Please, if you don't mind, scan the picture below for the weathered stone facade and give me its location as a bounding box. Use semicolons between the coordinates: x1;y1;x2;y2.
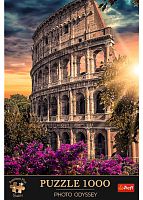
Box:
30;0;138;160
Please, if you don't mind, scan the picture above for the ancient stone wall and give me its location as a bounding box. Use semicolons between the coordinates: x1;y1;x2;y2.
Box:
30;0;138;160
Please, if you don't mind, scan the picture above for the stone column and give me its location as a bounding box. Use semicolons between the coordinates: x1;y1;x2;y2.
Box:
74;55;77;77
70;54;74;80
90;54;95;74
136;129;139;160
69;89;74;121
70;129;74;145
87;129;91;160
77;58;80;76
106;128;112;158
90;90;94;118
105;44;110;64
57;133;61;149
57;94;61;121
85;87;90;120
71;21;75;45
86;49;91;77
136;142;139;162
58;59;62;84
73;91;76;117
59;28;62;50
48;65;51;85
35;101;38;116
90;131;95;159
131;142;136;162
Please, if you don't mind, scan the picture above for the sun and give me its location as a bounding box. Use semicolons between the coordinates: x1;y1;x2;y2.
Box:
133;65;140;76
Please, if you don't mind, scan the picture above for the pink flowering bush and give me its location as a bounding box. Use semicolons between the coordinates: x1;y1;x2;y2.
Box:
5;142;57;175
5;141;139;175
55;142;87;175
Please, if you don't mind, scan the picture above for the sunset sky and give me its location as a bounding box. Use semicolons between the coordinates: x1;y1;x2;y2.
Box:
5;0;139;98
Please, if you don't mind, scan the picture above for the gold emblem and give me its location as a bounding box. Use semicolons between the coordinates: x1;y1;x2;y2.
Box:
10;182;25;194
9;178;26;196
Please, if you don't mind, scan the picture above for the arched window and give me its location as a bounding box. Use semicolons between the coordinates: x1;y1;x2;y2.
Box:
37;100;41;117
77;56;86;75
94;92;104;113
76;93;85;114
45;36;48;45
50;97;57;116
43;67;49;84
96;133;105;156
50;63;58;83
38;70;42;84
62;95;69;115
64;24;69;34
51;132;57;151
62;59;70;79
95;50;104;71
62;132;70;144
76;132;86;143
42;98;48;117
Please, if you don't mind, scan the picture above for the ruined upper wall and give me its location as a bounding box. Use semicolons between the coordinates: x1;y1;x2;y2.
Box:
32;0;107;64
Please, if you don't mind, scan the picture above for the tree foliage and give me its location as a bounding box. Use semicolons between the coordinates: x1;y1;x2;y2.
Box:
99;0;139;11
98;57;139;156
108;92;139;156
5;94;47;155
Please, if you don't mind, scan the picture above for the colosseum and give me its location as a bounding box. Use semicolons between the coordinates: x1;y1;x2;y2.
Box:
30;0;138;160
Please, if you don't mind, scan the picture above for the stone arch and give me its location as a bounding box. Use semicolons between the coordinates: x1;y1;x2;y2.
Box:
61;95;69;115
62;59;70;79
95;133;106;156
50;96;57;116
76;132;86;143
62;132;70;144
38;70;42;84
76;93;85;114
94;48;105;71
50;63;58;83
77;55;86;75
42;98;48;117
51;132;57;151
94;91;105;114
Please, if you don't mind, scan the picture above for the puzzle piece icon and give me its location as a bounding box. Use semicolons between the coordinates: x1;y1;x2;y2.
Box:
10;182;25;194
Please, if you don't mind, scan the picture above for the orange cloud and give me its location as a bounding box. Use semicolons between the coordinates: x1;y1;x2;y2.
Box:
114;33;139;64
5;33;138;98
5;70;32;98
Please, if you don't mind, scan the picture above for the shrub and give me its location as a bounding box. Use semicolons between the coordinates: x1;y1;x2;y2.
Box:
5;141;139;175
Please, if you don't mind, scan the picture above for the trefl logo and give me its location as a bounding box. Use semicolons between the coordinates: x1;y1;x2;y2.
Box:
118;184;135;192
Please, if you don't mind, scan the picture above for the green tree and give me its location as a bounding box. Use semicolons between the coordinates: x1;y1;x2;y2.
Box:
108;91;139;156
98;57;139;156
5;94;48;155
